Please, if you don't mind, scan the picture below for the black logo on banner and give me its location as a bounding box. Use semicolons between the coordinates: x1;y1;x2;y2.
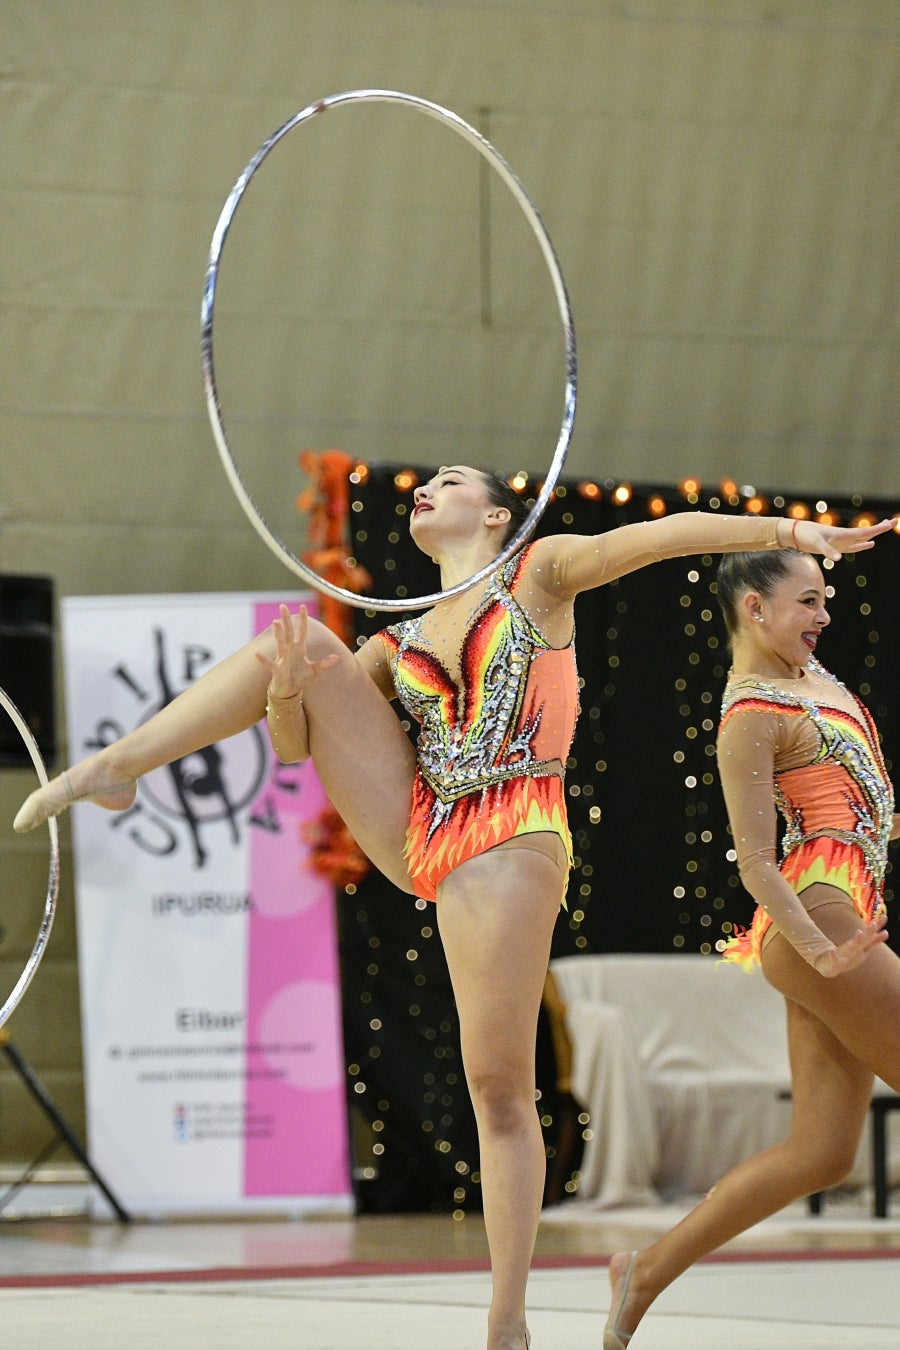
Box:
83;626;300;868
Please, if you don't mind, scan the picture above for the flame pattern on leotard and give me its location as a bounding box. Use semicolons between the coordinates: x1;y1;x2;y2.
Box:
379;546;578;902
721;660;893;968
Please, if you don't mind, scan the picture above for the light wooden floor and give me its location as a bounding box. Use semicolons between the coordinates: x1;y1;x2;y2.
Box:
0;1183;898;1347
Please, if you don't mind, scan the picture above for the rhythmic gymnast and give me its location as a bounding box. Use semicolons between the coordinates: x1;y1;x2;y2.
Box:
603;545;900;1350
15;468;894;1350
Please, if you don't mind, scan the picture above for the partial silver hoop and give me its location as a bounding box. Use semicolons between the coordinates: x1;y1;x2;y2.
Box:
0;689;60;1029
201;88;576;612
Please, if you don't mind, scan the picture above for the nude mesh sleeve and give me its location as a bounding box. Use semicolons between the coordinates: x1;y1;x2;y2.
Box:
716;707;835;966
265;692;310;764
603;512;782;572
526;514;791;608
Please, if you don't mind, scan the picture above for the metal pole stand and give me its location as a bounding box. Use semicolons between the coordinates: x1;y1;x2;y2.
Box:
0;1029;130;1222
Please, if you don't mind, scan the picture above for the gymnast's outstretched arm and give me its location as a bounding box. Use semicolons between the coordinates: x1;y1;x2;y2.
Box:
531;513;894;600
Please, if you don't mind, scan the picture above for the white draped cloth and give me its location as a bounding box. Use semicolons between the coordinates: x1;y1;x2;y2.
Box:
559;998;659;1209
549;954;899;1207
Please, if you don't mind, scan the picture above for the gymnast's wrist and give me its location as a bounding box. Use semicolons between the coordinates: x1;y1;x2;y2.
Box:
265;687;303;719
810;947;839;976
805;938;837;974
774;517;802;551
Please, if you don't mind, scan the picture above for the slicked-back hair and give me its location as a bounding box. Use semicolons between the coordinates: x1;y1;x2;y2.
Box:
716;549;798;638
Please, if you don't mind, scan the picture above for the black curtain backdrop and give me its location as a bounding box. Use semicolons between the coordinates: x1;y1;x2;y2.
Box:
335;465;899;1214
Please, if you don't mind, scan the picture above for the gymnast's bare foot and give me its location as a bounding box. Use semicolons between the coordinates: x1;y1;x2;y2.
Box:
14;759;137;833
604;1250;652;1348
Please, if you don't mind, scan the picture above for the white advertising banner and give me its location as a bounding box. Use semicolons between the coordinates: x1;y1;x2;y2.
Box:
62;593;353;1217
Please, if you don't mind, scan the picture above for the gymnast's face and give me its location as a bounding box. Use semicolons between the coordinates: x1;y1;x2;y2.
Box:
742;554;831;672
410;466;508;548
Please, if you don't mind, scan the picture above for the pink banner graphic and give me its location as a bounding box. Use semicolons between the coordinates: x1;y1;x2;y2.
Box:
244;602;351;1197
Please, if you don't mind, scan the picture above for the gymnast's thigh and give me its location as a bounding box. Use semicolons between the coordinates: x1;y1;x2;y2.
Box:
761;888;900;1089
301;641;417;892
435;844;566;1068
485;829;570;878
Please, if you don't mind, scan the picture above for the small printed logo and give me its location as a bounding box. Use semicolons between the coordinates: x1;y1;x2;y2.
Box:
173;1103;189;1144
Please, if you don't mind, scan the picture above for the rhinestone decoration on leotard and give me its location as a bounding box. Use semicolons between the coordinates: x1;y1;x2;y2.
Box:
378;545;579;898
723;659;893;892
720;659;894;966
384;546;577;827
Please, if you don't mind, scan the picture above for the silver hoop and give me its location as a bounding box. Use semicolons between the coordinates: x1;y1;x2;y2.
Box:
201;89;576;612
0;689;60;1029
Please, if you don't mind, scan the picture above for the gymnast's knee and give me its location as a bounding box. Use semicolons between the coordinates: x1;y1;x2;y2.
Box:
800;1137;859;1193
256;612;350;664
304;616;350;660
466;1065;534;1135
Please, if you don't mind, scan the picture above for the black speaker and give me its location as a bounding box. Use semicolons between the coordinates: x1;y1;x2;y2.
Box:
0;575;56;768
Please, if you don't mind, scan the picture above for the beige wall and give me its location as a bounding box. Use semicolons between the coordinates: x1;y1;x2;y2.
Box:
0;2;897;1163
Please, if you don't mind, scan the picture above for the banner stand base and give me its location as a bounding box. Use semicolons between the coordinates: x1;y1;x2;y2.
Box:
0;1031;130;1223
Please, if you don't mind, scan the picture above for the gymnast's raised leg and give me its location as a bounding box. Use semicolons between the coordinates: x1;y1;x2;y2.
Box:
15;613;417;893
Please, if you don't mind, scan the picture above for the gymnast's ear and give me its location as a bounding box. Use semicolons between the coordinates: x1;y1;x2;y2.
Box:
738;589;765;627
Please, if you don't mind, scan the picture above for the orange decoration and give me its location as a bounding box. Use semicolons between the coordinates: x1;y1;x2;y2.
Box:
295;449;375;888
296;449;373;648
303;806;372;888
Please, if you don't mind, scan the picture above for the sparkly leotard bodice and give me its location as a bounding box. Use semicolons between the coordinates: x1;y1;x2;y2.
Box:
719;659;893;967
378;544;578;900
385;547;578;798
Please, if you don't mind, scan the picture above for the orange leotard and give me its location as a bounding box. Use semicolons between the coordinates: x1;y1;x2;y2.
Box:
718;661;893;969
378;545;578;902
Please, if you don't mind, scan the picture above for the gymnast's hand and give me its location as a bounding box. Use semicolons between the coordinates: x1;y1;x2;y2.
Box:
256;604;339;698
812;910;889;978
790;517;896;562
